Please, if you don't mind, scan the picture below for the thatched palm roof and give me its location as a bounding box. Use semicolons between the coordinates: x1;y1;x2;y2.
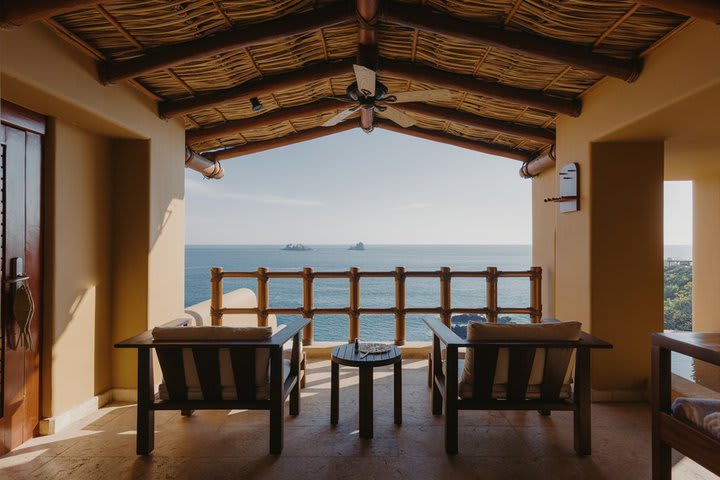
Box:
4;0;698;162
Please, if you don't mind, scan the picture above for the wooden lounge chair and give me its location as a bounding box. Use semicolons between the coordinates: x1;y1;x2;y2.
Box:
114;317;310;455
425;318;612;454
652;332;720;479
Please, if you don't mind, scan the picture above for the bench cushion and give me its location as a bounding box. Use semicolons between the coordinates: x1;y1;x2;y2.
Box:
458;321;581;400
672;398;720;439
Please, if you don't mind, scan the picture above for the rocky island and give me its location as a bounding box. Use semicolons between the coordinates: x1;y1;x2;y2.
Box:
282;243;312;251
349;242;365;251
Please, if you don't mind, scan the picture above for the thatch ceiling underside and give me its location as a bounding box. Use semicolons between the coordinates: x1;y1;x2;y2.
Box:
45;0;689;160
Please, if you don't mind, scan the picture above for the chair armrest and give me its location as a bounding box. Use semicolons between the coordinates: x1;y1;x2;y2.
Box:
423;318;467;347
270;318;311;347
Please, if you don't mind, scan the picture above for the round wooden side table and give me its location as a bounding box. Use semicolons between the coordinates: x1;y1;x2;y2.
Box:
330;343;402;439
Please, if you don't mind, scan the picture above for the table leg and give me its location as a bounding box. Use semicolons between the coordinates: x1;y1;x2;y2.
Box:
394;360;402;425
331;361;339;425
359;366;373;439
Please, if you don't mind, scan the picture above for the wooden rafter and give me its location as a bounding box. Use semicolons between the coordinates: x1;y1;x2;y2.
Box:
397;103;555;143
0;0;101;28
382;60;581;117
381;3;644;82
186;99;347;144
357;0;380;132
100;4;353;84
635;0;720;23
376;120;532;161
160;60;354;119
207;122;357;160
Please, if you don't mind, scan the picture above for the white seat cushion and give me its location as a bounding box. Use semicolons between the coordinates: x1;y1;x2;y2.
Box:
458;320;581;400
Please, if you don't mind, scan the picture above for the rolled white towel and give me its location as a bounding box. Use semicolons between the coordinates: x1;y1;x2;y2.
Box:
672;397;720;429
703;412;720;440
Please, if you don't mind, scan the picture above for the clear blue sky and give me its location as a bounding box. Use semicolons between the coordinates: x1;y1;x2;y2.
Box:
185;129;693;246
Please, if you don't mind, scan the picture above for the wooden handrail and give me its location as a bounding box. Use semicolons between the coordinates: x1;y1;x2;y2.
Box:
209;266;542;345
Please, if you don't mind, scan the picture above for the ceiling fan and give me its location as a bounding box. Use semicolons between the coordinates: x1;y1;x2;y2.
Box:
322;65;454;132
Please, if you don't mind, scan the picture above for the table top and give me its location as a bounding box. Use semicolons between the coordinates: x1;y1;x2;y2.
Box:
331;343;402;367
652;332;720;367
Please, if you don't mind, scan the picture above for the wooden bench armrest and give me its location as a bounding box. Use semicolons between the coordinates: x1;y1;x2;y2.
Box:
423;318;467;347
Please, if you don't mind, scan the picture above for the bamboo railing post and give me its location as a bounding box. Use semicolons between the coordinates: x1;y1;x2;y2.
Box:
395;266;406;346
257;267;269;327
440;266;452;327
210;267;224;326
486;266;498;323
348;267;360;342
302;267;314;345
530;266;542;323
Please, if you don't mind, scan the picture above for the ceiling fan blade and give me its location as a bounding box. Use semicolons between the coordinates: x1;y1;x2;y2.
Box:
379;106;416;128
386;89;454;103
322;107;358;127
353;64;376;97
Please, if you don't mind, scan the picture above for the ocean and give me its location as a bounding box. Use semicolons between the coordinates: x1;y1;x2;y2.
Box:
185;244;692;342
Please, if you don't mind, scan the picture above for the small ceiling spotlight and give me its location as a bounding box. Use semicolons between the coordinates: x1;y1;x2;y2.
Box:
250;97;263;112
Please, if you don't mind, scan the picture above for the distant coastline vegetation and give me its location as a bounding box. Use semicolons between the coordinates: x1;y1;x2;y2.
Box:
664;264;692;331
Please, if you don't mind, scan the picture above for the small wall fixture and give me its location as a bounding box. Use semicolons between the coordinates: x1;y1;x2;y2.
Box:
250;97;263;112
544;163;579;213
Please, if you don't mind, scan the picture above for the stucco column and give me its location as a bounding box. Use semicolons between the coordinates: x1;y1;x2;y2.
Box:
692;178;720;333
588;142;664;396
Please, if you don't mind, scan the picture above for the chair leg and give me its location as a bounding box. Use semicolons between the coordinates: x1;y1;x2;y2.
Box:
445;346;459;454
427;352;432;388
331;361;339;425
573;347;591;456
290;375;300;416
136;349;155;455
270;350;284;454
300;352;307;389
432;339;442;416
538;410;551;417
181;409;194;417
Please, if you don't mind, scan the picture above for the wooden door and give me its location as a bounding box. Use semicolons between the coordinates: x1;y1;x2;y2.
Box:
0;101;44;454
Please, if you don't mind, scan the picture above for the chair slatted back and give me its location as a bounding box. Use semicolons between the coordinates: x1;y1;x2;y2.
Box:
157;348;188;401
156;346;259;402
468;345;575;402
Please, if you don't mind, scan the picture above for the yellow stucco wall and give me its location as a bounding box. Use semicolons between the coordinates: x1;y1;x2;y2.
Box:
534;21;720;394
1;23;186;417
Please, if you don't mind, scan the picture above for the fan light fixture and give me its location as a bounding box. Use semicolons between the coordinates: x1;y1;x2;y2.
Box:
250;97;263;112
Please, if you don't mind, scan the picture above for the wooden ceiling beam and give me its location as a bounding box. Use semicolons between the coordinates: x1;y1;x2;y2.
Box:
160;59;354;119
382;60;581;117
375;120;532;161
635;0;720;23
381;3;643;82
396;103;555;143
206;122;357;160
186;98;347;144
357;0;380;132
0;0;101;28
100;4;353;84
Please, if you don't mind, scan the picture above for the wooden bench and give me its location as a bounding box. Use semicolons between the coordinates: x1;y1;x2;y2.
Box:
652;332;720;479
114;317;309;455
425;318;612;454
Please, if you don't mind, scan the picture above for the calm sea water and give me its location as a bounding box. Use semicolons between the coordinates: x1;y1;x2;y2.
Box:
185;245;533;341
185;244;692;342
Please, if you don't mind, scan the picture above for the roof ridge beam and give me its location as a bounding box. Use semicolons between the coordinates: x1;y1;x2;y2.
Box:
375;120;532;161
207;122;357;160
396;103;555;143
186;98;348;145
160;59;354;119
0;0;101;28
100;3;353;84
634;0;720;23
381;3;643;82
381;60;581;117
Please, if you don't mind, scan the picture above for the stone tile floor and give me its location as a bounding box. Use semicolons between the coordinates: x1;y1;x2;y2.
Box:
1;359;717;479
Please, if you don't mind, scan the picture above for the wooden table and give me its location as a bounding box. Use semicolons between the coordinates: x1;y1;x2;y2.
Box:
330;343;402;439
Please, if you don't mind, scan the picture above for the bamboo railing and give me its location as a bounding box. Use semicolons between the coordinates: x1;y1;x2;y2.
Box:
210;266;542;346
